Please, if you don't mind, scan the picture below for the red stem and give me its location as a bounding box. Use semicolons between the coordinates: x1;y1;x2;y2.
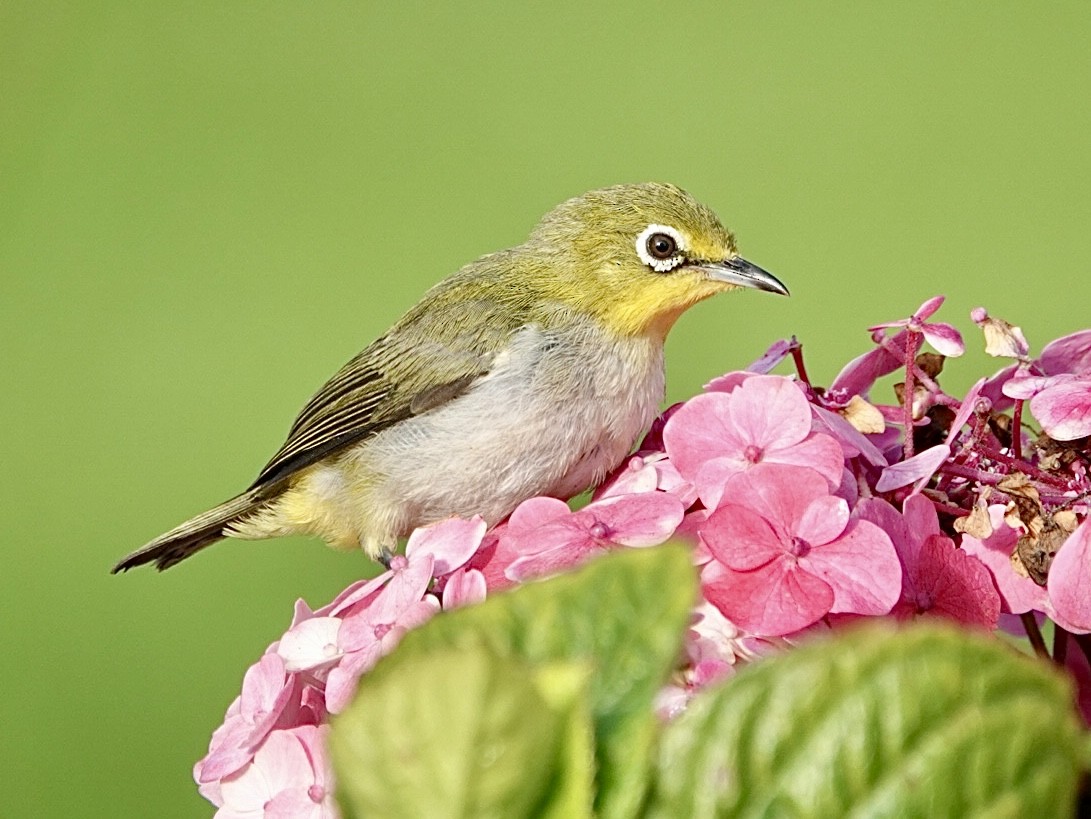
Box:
1012;399;1024;462
1053;625;1069;666
902;331;920;460
789;338;812;388
1021;613;1049;659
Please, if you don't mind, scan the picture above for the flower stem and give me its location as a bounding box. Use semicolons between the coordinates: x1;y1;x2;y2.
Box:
1053;624;1069;666
789;337;812;388
974;443;1070;490
1012;399;1024;463
1021;612;1049;659
902;331;920;460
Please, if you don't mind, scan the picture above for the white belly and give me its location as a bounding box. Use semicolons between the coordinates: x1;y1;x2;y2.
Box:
310;322;666;549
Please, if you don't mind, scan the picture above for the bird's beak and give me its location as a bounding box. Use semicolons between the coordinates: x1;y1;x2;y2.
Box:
698;256;789;296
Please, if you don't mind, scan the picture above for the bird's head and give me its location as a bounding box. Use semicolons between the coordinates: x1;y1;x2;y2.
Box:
527;182;788;339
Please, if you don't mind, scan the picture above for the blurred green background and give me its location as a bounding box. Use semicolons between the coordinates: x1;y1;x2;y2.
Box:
2;3;1089;816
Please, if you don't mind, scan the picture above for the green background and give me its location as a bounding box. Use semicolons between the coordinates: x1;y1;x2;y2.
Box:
2;3;1089;816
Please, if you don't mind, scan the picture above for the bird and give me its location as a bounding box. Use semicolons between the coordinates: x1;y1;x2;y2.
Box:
112;182;788;573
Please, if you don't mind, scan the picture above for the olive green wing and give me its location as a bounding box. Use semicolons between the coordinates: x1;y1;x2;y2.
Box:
251;289;529;488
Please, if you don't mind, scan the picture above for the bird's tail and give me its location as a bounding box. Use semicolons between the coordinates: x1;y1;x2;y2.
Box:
112;489;270;573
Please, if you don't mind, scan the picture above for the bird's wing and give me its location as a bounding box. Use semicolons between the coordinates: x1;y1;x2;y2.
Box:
250;288;529;488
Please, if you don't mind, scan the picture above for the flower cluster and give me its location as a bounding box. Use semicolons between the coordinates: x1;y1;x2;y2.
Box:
195;297;1091;816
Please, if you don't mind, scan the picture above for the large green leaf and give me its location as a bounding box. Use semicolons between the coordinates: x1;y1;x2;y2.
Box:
648;622;1085;818
336;545;697;818
330;644;593;818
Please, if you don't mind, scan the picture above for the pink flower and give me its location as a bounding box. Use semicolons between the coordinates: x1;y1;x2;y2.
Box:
1005;372;1091;441
595;451;697;507
323;557;439;713
856;496;999;628
828;329;908;400
744;338;795;374
663;374;843;510
875;444;951;492
196;653;303;784
404;515;486;576
699;465;900;637
216;725;336;819
868;295;965;358
1039;329;1091;376
503;493;685;582
441;568;487;609
1030;377;1091;441
1048;520;1091;634
959;506;1051;615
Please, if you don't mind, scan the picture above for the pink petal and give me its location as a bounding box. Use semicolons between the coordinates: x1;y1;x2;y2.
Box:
960;507;1046;615
442;568;487;609
979;363;1019;411
239;653;289;719
795;495;850;547
1030;380;1091;441
746;339;794;374
921;323;964;357
701;503;786;572
653;456;699;506
197;717;256;784
762;432;844;489
505;539;604;582
663;392;743;480
371;554;435;620
507;496;571;532
809;404;887;467
1003;374;1060;400
324;644;384;713
503;516;591;559
728;376;813;451
584;492;685;547
1047;521;1091;634
801;519;901;615
704;371;754;393
220;730;312;812
829;331;908;398
326;573;391;618
595;455;659;499
875;444;950;492
404;516;487;575
703;559;835;637
1039;329;1091;376
695;456;749;510
914;295;946;321
737;464;831;539
853;497;911;557
266;790;324;819
944;378;986;447
277;617;343;673
902;492;941;541
907;535;1000;628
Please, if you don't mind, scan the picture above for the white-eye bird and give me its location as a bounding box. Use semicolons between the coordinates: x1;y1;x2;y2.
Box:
113;183;787;572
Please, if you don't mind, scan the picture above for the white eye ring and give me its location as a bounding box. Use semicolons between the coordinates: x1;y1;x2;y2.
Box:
636;224;686;272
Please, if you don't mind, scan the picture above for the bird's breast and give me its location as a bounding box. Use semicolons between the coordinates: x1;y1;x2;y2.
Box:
347;321;667;536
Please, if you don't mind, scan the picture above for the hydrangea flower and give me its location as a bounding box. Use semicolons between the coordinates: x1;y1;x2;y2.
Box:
698;464;900;636
189;297;1091;814
663;374;843;509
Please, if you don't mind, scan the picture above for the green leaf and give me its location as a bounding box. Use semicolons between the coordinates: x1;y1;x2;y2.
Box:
330;644;592;819
648;622;1085;819
341;545;697;818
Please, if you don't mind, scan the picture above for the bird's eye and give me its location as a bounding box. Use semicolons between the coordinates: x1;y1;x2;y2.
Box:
647;233;677;260
635;224;686;273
